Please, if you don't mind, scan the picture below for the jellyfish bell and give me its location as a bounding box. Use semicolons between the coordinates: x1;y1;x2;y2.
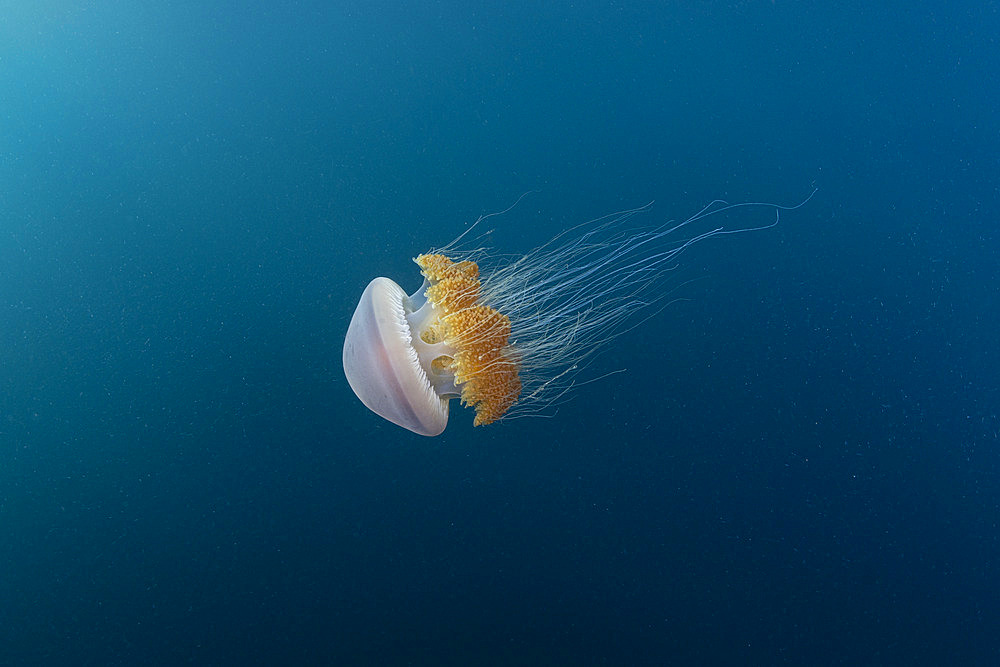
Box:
342;276;453;436
343;192;814;436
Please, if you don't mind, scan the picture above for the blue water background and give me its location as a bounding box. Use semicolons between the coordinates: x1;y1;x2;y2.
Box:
1;1;998;664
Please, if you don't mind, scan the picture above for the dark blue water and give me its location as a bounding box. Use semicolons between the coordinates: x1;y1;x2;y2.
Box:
2;2;997;664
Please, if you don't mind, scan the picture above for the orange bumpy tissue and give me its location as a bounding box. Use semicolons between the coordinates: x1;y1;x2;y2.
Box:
415;254;521;425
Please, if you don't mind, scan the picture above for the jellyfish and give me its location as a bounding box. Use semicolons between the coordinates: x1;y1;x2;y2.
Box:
343;193;812;436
